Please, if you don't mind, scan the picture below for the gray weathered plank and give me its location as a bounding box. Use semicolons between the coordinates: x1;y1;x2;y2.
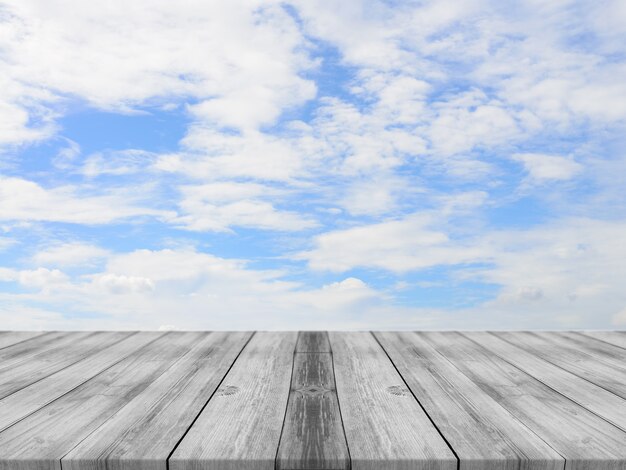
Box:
295;331;331;353
63;331;252;470
0;332;161;431
578;331;626;349
0;332;46;350
421;332;626;470
464;332;626;431
539;332;626;369
375;331;563;470
276;332;349;470
0;332;130;399
496;331;626;399
170;332;298;470
329;332;456;470
0;332;202;470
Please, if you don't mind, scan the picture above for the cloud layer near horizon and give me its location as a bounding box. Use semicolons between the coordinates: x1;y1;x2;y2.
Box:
1;0;625;329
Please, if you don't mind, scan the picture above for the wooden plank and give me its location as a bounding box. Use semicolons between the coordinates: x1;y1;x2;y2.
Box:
63;332;252;470
329;332;456;470
170;332;298;470
579;331;626;349
0;332;130;399
276;332;349;470
0;332;46;350
295;331;331;353
421;332;626;470
0;332;161;431
374;331;563;470
464;332;626;432
0;332;202;470
496;331;626;399
538;332;626;369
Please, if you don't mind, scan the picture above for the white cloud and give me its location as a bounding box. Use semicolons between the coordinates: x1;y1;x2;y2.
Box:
0;248;388;329
94;274;155;295
513;153;582;181
612;308;626;326
298;213;486;273
0;267;68;290
32;242;109;267
0;176;171;224
173;183;317;232
0;0;315;146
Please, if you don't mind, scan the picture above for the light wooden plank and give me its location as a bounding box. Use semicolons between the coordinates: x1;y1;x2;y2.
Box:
63;331;252;470
578;331;626;349
0;332;161;431
421;332;626;470
0;332;130;399
496;331;626;399
276;332;349;470
170;332;298;470
329;332;456;470
0;332;46;350
465;332;626;431
539;331;626;369
375;331;563;470
0;332;202;470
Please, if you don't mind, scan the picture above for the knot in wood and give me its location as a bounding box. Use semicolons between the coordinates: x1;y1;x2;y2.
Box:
216;385;239;396
387;385;410;397
296;385;330;397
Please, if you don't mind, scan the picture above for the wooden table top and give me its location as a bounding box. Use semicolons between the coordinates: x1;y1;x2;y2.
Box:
0;331;624;470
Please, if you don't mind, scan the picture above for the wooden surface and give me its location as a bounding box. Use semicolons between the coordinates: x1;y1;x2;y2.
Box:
0;331;623;470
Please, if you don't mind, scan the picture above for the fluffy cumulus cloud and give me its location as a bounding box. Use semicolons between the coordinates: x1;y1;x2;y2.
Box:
0;0;625;329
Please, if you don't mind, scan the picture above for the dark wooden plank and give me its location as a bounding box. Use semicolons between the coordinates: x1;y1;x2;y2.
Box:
0;332;204;470
496;331;626;399
276;332;349;470
295;331;331;353
422;332;626;470
63;332;252;470
0;332;131;399
0;332;46;350
579;331;626;349
0;332;161;431
375;331;563;470
329;332;456;470
170;332;298;470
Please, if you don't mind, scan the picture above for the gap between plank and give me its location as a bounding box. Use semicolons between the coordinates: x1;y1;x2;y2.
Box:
274;332;299;470
0;331;138;404
164;331;257;470
0;332;166;434
328;331;352;470
0;331;51;352
469;332;626;433
370;331;461;470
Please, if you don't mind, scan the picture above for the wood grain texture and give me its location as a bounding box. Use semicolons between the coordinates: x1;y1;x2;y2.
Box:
329;332;456;470
579;331;626;349
0;332;203;470
63;332;252;470
374;331;563;470
295;331;331;353
464;332;626;431
540;331;626;369
495;331;626;399
169;332;298;470
0;332;46;350
0;332;130;399
0;332;161;432
422;332;626;470
276;332;349;470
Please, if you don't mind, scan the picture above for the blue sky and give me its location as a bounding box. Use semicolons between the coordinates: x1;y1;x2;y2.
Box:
1;0;625;329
